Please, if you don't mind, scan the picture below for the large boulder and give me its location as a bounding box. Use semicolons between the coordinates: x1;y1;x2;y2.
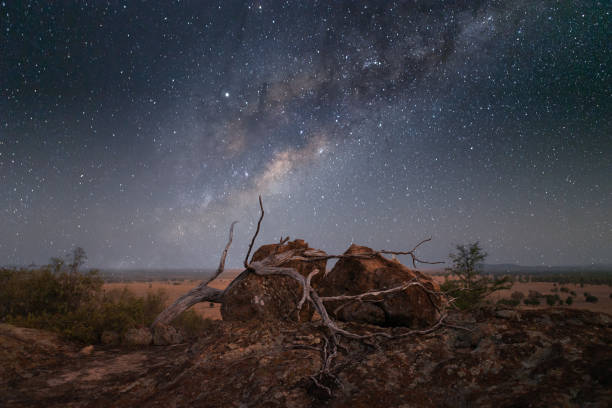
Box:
221;239;327;322
317;244;442;328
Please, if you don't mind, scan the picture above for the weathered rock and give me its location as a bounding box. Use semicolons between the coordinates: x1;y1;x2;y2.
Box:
123;328;152;346
79;345;94;355
101;331;120;346
152;323;183;345
221;239;327;322
1;309;612;407
317;243;442;328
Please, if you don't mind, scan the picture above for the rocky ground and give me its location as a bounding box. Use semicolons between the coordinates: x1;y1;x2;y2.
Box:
1;307;611;408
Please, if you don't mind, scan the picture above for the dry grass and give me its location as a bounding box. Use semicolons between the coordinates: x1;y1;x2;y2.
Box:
103;273;238;320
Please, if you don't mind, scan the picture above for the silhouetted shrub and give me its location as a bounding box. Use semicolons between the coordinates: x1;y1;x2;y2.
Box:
441;242;511;310
566;296;573;305
497;298;520;307
0;249;206;344
545;294;560;306
510;291;525;302
172;309;215;338
585;294;598;303
524;298;541;306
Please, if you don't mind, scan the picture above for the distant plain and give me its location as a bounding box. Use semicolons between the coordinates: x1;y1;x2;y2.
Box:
103;270;612;319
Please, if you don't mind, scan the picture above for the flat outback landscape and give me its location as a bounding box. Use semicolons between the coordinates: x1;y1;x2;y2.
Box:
2;0;610;406
104;273;612;319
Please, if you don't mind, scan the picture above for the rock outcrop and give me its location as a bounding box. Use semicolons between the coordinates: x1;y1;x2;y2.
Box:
221;239;327;322
317;243;442;328
2;309;611;407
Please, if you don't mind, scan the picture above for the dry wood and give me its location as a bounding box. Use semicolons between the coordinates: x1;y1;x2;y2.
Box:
152;221;236;327
152;196;454;395
243;195;264;268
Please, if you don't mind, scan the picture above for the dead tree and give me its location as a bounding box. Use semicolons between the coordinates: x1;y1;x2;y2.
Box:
153;196;450;394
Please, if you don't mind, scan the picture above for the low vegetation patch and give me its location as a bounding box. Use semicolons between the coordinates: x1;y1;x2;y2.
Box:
441;242;512;310
0;248;211;344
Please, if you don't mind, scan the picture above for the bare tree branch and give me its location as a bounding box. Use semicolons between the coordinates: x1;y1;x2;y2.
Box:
319;279;442;303
152;221;237;327
152;195;454;395
244;195;264;268
214;221;237;279
285;242;443;268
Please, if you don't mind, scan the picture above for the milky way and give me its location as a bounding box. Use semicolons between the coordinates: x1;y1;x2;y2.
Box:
1;1;610;268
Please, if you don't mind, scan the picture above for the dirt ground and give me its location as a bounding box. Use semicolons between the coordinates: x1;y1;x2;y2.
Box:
490;281;612;314
105;273;612;319
430;276;612;314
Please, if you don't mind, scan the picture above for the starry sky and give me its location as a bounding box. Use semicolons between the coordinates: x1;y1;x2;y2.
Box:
1;1;610;269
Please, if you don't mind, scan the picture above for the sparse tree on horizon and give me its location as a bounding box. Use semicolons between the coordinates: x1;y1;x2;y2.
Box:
442;242;512;310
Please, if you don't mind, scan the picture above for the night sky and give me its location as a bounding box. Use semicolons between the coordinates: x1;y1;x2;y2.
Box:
1;1;610;269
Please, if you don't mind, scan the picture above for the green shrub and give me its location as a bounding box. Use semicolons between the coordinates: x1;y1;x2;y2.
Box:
441;242;512;310
0;248;186;344
565;296;573;305
545;294;561;306
585;294;598;303
560;287;570;293
0;266;102;318
510;291;525;302
172;309;215;338
524;298;541;306
496;298;520;307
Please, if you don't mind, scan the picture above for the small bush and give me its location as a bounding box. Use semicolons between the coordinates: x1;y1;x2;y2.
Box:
585;294;598;303
570;291;577;296
497;298;520;307
565;296;573;305
545;294;560;306
172;309;215;338
510;291;525;301
524;298;541;306
559;287;570;293
442;242;512;310
0;249;186;344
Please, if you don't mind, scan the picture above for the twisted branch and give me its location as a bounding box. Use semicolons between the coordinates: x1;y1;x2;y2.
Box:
153;195;454;395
